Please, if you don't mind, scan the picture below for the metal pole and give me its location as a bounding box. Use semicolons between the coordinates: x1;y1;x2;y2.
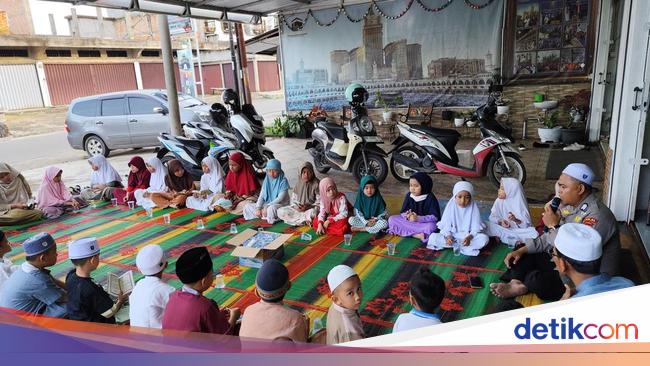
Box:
231;24;245;103
235;23;252;105
192;19;205;98
227;22;239;97
158;15;182;136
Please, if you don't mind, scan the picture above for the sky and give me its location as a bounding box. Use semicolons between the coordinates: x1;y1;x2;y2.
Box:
29;0;107;35
281;0;504;74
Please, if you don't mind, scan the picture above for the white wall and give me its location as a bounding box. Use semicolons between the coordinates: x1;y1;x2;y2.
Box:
29;0;104;35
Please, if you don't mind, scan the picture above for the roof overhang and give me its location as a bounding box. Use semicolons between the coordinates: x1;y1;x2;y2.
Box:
245;27;279;55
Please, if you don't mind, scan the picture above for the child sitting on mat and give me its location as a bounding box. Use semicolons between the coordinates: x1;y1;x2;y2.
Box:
387;172;441;242
149;159;195;209
79;155;122;202
314;178;351;236
212;152;260;215
427;181;489;256
277;162;320;226
486;177;538;245
66;237;126;323
186;156;224;212
393;267;445;333
243;159;290;224
110;156;151;205
36;166;87;219
326;265;364;344
349;175;388;234
134;157;169;210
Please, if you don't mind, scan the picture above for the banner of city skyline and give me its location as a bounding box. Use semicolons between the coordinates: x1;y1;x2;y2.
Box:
280;0;503;111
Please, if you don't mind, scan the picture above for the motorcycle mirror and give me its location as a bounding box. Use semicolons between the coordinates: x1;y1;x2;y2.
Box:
153;107;168;115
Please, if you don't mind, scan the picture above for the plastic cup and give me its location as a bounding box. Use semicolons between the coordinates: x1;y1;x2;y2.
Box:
111;198;118;207
230;223;238;234
128;201;135;210
386;242;396;256
505;235;517;249
196;219;205;230
344;233;352;246
90;200;97;209
145;207;153;218
300;232;312;241
163;214;171;224
214;274;225;289
453;242;461;256
258;227;264;234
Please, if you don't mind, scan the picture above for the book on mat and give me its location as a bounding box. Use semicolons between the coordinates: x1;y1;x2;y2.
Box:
107;270;135;296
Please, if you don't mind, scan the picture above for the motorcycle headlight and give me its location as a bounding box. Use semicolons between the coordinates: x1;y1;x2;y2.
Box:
359;116;373;133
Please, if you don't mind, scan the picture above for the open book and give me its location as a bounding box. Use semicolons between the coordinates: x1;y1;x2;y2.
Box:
107;270;135;297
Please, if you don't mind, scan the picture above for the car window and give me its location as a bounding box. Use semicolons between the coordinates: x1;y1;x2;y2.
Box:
153;92;205;108
71;100;97;117
101;98;125;117
128;97;161;115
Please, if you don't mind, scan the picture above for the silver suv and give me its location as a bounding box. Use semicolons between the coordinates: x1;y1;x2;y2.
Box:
66;90;211;157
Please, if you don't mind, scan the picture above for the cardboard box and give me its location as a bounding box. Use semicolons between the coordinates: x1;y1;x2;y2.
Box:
227;229;291;269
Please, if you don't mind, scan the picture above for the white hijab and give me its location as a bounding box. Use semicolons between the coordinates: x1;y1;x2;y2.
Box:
88;155;121;186
490;177;532;227
200;156;224;194
146;157;168;192
438;181;483;235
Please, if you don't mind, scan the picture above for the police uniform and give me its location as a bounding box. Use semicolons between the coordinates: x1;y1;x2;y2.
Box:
501;163;621;301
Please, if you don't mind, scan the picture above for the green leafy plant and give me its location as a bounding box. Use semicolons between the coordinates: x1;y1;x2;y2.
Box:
375;91;403;111
540;111;559;128
271;112;310;137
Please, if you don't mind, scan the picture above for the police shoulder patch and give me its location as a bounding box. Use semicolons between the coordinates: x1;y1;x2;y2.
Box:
583;216;598;227
580;203;589;212
574;216;583;222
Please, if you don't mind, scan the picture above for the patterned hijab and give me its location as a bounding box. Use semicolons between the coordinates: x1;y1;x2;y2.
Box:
37;166;71;209
0;162;32;208
293;162;319;205
164;159;194;192
354;175;386;219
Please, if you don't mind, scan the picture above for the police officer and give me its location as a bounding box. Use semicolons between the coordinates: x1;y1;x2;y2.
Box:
490;163;621;301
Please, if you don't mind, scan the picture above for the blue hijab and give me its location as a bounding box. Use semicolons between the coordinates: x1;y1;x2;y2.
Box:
400;172;441;219
260;159;289;203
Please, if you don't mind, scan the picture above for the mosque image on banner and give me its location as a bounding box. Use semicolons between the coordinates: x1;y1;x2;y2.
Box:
280;0;504;111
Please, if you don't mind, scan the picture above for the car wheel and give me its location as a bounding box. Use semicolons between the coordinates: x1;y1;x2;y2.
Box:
85;135;110;157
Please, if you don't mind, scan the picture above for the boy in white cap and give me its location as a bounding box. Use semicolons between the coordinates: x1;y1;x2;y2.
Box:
66;237;126;323
0;232;67;317
129;244;175;329
326;264;364;344
551;223;633;299
491;163;620;301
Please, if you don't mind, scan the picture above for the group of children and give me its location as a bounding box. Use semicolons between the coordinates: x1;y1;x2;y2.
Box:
0;153;546;343
0;228;448;343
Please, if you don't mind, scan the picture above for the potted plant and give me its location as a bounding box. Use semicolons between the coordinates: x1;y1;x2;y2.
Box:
464;110;478;127
375;92;403;124
454;111;465;127
558;90;590;144
272;112;311;138
537;111;562;143
496;96;510;115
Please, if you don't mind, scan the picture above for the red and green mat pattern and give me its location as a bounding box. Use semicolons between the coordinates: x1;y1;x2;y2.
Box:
2;202;514;337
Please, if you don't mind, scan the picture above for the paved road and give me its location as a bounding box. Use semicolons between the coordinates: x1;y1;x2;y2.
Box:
0;132;86;172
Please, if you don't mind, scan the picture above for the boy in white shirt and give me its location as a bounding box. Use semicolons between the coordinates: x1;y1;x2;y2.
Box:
129;244;175;328
393;267;446;333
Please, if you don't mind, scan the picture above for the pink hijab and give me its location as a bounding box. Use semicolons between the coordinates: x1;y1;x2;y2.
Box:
37;166;71;209
319;177;344;212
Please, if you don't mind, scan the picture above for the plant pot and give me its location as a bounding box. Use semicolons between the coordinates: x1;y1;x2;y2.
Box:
572;113;584;123
382;111;394;123
560;128;585;145
454;118;465;127
466;120;478;127
537;127;562;143
533;93;545;102
497;105;510;115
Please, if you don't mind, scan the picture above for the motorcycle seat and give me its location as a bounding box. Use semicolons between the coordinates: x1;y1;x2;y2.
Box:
319;121;349;142
410;124;461;138
174;135;209;152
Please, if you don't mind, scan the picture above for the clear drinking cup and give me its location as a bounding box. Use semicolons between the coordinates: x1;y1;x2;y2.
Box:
344;233;352;246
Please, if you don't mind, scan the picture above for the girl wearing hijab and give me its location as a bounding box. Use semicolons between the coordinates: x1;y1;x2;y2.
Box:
212;152;260;215
134;157;169;210
0;162;43;225
314;177;351;236
427;181;489;256
243;159;290;224
36;166;87;219
277;162;320;226
80;155;123;201
388;172;441;242
186;156;224;212
110;156;151;205
486;177;538;245
349;175;388;234
149;159;195;209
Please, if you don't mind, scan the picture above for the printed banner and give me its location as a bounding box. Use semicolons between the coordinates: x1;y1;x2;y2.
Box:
177;39;197;97
167;16;193;36
279;0;503;111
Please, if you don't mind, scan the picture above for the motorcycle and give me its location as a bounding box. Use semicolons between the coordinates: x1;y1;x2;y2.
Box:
221;90;275;172
389;84;526;187
305;84;389;184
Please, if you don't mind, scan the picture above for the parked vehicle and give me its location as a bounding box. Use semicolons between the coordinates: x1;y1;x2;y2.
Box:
66;90;211;157
389;84;526;187
305;84;388;184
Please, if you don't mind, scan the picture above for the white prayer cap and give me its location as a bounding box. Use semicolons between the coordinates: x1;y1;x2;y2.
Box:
327;265;358;292
136;244;166;276
68;237;100;260
554;223;602;262
453;181;474;196
562;163;594;186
